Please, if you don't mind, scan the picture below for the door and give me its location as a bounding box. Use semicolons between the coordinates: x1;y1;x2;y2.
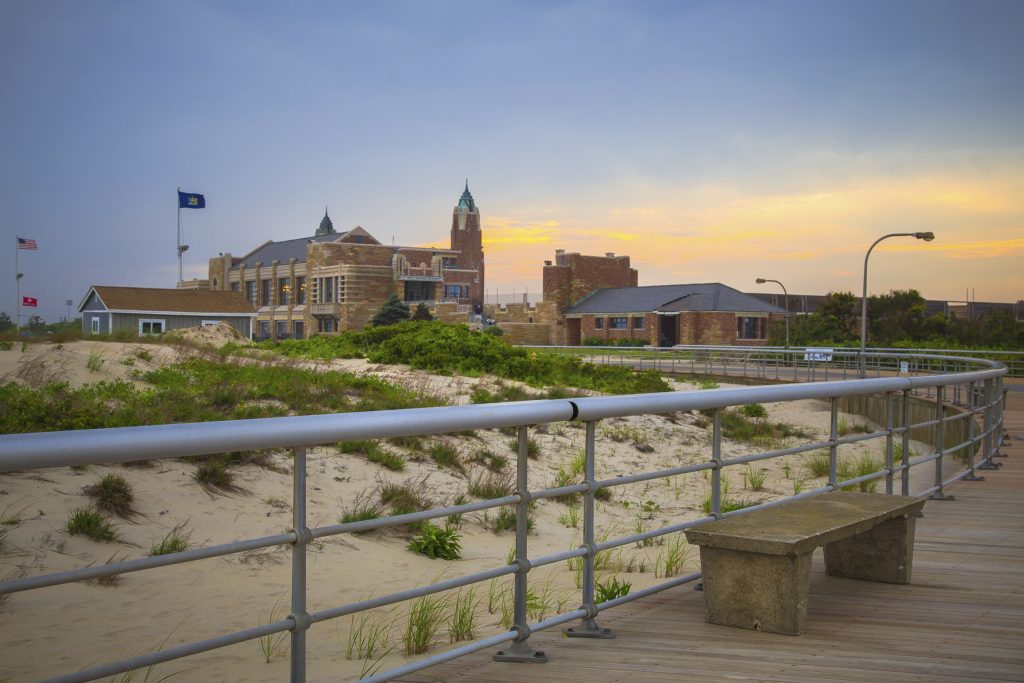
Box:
658;315;677;347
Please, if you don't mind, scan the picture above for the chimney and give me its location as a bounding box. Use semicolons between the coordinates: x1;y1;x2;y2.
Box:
605;252;615;258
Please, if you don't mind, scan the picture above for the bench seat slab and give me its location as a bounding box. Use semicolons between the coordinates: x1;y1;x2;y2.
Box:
699;546;812;636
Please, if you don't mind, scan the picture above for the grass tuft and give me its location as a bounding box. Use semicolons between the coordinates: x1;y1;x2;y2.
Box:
150;523;192;556
403;592;448;655
65;507;119;542
83;473;135;518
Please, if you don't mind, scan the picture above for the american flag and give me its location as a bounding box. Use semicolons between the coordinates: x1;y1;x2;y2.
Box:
17;237;38;250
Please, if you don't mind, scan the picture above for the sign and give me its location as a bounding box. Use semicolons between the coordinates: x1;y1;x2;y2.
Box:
900;361;909;373
804;347;833;362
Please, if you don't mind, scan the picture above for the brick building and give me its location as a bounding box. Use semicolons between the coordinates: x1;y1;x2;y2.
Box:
207;184;485;339
563;283;785;346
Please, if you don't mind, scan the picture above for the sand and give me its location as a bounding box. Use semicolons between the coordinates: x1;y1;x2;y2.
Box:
0;335;923;682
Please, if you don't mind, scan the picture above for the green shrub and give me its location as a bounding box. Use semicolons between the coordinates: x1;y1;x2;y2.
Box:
740;403;768;418
595;576;631;602
83;473;134;517
64;508;119;542
339;440;405;471
742;465;767;491
407;522;462;560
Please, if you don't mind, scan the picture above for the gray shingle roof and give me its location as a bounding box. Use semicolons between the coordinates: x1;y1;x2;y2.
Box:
231;233;340;270
566;283;784;315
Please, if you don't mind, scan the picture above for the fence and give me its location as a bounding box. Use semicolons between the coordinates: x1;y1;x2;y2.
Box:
0;352;1008;683
528;343;1024;378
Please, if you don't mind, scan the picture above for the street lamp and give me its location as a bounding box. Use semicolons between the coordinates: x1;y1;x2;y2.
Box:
755;278;789;348
859;231;935;377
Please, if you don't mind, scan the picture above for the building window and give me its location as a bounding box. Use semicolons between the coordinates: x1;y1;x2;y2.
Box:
260;279;273;306
632;317;644;330
318;277;336;303
442;257;457;269
278;277;291;305
319;318;336;333
230;281;240;292
610;317;628;329
91;317;100;334
296;276;306;304
276;320;288;338
139;319;165;335
293;321;304;338
259;320;270;338
245;280;256;305
445;284;464;299
594;317;604;330
737;316;767;340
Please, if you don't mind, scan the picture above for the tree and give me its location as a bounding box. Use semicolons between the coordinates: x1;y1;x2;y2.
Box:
26;315;46;333
411;302;434;322
0;311;11;333
372;295;411;326
867;289;926;345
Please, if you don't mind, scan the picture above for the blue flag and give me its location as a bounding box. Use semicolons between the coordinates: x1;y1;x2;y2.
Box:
178;191;206;209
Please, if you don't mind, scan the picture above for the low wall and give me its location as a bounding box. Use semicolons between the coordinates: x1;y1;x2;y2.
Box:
497;323;552;345
839;393;975;458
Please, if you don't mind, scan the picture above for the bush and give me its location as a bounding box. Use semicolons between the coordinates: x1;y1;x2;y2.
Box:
740;403;768;419
372;295;411;327
407;522;462;560
429;442;464;473
65;508;119;542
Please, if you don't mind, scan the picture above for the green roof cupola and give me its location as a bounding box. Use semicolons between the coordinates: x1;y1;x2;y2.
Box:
457;180;476;212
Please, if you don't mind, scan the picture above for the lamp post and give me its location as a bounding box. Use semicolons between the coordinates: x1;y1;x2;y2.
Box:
757;278;786;348
859;231;935;377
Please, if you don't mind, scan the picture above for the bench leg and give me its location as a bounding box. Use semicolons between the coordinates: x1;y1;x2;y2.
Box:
824;514;917;584
698;546;812;636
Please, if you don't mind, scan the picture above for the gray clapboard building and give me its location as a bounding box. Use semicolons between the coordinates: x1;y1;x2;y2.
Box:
79;286;255;337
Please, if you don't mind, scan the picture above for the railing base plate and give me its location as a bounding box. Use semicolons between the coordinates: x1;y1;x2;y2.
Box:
493;640;548;663
565;618;615;639
962;472;985;481
929;491;956;501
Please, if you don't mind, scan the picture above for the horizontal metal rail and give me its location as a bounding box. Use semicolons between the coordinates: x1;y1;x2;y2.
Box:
0;350;1007;683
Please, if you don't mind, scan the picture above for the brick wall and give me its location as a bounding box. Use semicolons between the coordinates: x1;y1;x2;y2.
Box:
542;251;637;313
497;323;551;345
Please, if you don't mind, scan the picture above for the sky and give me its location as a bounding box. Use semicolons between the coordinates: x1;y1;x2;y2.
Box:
2;0;1023;324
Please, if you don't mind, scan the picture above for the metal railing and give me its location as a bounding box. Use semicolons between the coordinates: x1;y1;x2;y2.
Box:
0;352;1008;683
525;343;1024;378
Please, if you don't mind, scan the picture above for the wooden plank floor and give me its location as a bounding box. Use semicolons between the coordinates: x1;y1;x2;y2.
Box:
397;394;1024;683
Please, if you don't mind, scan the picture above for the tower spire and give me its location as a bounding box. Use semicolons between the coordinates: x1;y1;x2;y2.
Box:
316;206;336;236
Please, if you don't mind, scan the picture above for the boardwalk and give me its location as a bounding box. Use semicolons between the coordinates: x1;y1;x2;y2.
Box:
398;392;1024;683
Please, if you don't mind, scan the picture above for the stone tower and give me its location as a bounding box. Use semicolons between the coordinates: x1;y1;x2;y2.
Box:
450;181;485;312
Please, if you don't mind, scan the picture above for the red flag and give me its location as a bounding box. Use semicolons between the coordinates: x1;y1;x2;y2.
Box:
22;296;38;307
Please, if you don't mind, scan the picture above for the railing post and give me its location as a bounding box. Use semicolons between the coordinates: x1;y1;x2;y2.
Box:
885;392;895;495
828;398;838;490
901;389;911;496
712;409;722;516
495;426;549;661
993;383;1009;459
565;420;614;639
290;447;309;682
963;381;984;481
978;378;1001;470
929;386;955;500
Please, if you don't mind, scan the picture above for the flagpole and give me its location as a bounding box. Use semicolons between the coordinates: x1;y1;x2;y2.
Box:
177;186;182;285
15;236;20;335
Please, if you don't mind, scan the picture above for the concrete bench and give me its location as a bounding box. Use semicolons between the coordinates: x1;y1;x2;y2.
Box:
683;491;926;635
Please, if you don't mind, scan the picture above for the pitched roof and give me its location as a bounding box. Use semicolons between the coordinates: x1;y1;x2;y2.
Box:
84;286;255;314
566;283;784;315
